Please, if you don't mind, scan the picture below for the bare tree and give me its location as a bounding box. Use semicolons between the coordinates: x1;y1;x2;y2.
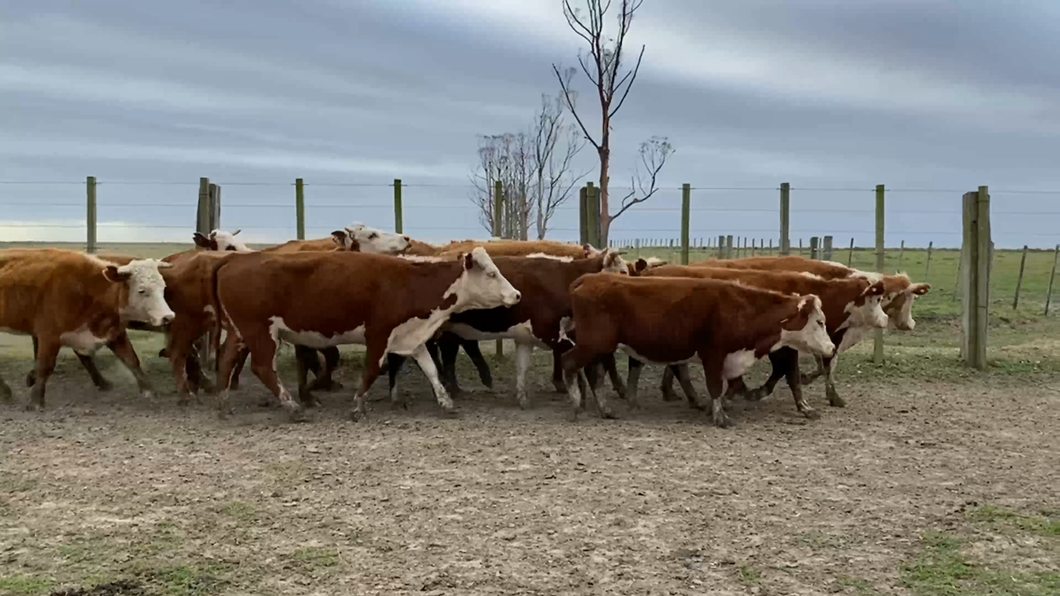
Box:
531;81;589;239
468;133;534;239
612;136;674;219
553;0;670;245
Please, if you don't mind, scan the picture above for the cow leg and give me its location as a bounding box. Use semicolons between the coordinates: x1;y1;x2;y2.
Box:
823;355;845;407
0;374;12;403
27;335;114;391
351;339;389;422
246;333;305;422
659;366;680;401
699;355;731;428
293;345;322;408
514;342;534;409
411;344;456;415
674;364;703;410
215;333;248;418
743;350;789;401
599;352;627;400
230;349;248;391
780;351;818;419
462;339;493;389
307;347;343;392
551;349;566;393
560;344;607;421
27;338;60;411
436;334;464;398
167;324;201;406
800;355;827;385
386;353;406;406
107;331;155;398
625;356;644;408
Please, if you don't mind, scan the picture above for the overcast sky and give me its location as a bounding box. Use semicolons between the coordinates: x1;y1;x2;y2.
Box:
2;0;1058;248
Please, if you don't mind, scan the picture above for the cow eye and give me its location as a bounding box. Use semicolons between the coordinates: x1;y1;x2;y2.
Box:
138;289;147;295
369;233;378;240
818;320;825;327
487;272;496;278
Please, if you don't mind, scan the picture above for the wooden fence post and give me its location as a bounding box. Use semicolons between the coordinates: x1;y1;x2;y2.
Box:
717;235;725;259
493;180;504;357
196;177;211;239
634;238;641;258
960;187;991;369
751;238;757;256
726;235;734;259
586;182;600;248
1013;245;1028;310
209;183;221;230
1046;244;1059;316
799;238;803;256
897;240;905;272
874;184;886;364
822;236;833;261
925;241;934;281
86;176;97;253
769;238;773;254
393;179;403;234
578;186;588;245
295;178;306;240
680;183;691;265
779;182;791;255
809;236;819;260
847;238;854;266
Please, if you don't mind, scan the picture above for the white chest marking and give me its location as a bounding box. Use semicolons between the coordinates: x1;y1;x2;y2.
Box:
722;349;759;380
448;320;548;348
60;328;110;355
382;305;457;365
268;317;366;349
836;326;865;355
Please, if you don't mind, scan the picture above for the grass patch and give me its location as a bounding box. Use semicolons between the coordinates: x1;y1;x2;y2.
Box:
133;564;227;596
969;505;1060;539
291;547;339;572
0;575;53;596
217;502;260;524
835;576;882;595
737;564;761;586
902;531;1060;596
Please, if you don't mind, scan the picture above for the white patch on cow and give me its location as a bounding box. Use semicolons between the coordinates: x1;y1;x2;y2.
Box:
643;257;665;266
722;348;761;380
268;317;367;349
778;296;835;356
444;247;521;311
448;320;549;349
345;222;411;255
558;316;574;344
617;343;695;366
849;269;883;282
798;271;824;279
381;306;455;366
107;258;176;327
839;294;888;331
836;326;866;355
526;253;573;262
60;327;109;355
203;305;215;316
400;254;448;263
210;229;251;252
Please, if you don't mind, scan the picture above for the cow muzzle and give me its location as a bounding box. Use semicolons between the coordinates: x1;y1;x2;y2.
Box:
154;312;176;327
504;290;522;306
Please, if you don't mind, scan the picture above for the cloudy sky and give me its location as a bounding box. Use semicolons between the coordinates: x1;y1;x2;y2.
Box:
2;0;1058;248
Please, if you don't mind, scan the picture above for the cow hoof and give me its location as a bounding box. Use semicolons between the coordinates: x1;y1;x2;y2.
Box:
230;380;241;391
802;407;821;420
140;390;154;400
828;392;846;408
552;381;566;394
661;390;680;402
713;412;733;429
24;402;43;412
567;409;580;423
350;409;367;423
288;409;308;423
599;408;618;420
96;380;115;392
25;372;36;388
217;407;234;420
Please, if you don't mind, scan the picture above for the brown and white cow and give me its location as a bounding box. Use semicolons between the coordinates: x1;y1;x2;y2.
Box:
689;255;930;400
211;248;521;422
632;265;887;417
0;249;175;410
560;273;835;427
387;249;630;409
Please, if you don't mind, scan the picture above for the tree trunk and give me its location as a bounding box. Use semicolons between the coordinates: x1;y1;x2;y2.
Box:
535;170;545;239
598;142;612;247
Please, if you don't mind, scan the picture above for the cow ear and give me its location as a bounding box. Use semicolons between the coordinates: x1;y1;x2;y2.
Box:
155;260;173;269
192;232;212;249
102;265;130;283
911;282;931;296
209;230;218;240
331;230;348;247
635;258;648;272
463;252;474;271
231;229;241;236
863;280;885;296
583;244;592;258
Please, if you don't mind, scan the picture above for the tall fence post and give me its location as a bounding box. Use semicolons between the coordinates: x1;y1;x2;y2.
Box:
86;176;97;253
960;187;991;370
809;236;819;260
1013;245;1028;310
873;184;886;364
717;235;725;259
680;183;691;265
726;235;734;259
779;182;790;255
393;179;403;234
493;180;505;357
196;177;211;238
925;241;934;281
847;238;854;266
822;236;833;261
295;178;306;240
1046;244;1059;316
579;186;588;245
208;183;221;230
897;240;906;272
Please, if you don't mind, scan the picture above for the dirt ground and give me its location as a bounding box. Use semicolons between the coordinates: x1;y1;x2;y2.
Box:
1;329;1058;596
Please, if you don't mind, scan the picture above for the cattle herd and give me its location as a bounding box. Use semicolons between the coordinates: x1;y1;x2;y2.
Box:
0;223;931;429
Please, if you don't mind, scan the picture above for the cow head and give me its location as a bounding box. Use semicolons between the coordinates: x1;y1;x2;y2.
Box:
883;277;931;331
102;258;176;327
331;223;411;255
192;229;250;252
848;280;889;329
630;257;667;274
602;249;629;275
448;247;521;310
778;295;835;357
582;244;605;258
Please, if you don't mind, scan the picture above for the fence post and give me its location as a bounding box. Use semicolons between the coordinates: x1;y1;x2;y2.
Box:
1013;245;1028;310
1046;244;1059;316
717;235;724;259
586;182;601;248
578;186;588;245
960;187;991;369
847;238;854;266
751;238;757;257
86;176;97;253
679;183;690;265
493;180;505;357
925;241;934;281
823;236;833;261
295;178;306;240
725;235;734;259
208;183;221;230
897;240;906;272
393;179;403;234
769;238;773;255
196;177;211;237
873;184;886;364
809;236;819;260
779;182;791;255
799;238;803;256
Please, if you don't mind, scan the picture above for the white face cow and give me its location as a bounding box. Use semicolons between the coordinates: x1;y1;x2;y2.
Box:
448;247;522;311
193;229;251;252
846;280;889;330
779;295;836;357
601;248;630;275
885;282;931;331
103;259;176;327
331;223;411;255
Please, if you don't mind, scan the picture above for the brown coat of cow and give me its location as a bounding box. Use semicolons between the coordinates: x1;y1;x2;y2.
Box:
560;273;834;428
632;264;886;417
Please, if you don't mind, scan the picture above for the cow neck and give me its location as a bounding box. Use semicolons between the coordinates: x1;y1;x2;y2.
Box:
726;291;798;359
406;260;466;315
565;254;608;280
80;263;129;336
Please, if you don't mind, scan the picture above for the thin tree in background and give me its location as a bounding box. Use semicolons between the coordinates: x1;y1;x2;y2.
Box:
532;75;588;239
552;0;672;245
